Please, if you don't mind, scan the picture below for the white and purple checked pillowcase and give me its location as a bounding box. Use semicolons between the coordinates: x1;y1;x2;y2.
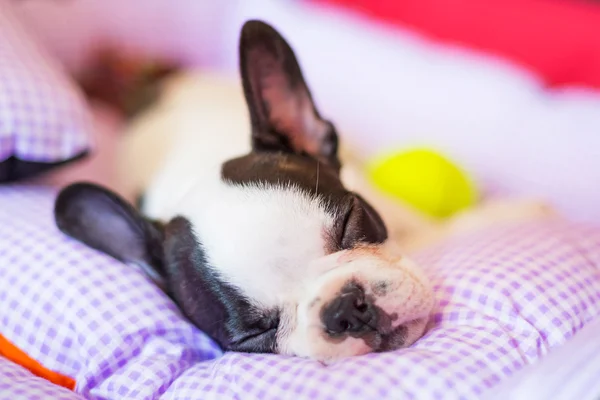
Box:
485;315;600;400
0;357;84;400
0;2;92;181
1;185;600;400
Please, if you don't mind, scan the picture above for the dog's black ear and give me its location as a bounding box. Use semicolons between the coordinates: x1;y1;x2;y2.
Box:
239;20;340;170
54;182;167;288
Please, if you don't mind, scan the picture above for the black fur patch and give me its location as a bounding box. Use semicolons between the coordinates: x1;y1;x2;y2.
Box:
222;152;388;251
163;217;280;353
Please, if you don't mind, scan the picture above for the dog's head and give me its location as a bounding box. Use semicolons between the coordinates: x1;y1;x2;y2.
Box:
54;20;434;362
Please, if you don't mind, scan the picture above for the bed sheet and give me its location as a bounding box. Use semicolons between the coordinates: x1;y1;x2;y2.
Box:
1;185;600;399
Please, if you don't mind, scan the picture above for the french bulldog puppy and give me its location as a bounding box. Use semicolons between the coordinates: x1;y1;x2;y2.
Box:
55;20;554;362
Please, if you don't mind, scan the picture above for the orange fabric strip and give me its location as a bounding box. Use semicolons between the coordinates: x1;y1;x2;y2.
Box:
0;333;76;391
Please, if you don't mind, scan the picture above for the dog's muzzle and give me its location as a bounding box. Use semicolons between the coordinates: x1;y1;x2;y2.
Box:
321;282;376;336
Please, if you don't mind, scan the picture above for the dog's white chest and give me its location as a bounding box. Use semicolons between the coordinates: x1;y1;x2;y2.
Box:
120;72;253;219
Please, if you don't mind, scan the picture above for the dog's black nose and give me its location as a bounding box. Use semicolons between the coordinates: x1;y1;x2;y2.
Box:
321;284;376;335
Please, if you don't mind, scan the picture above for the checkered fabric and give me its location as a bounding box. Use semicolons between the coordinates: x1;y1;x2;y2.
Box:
486;315;600;400
0;2;91;165
0;357;83;400
1;185;600;399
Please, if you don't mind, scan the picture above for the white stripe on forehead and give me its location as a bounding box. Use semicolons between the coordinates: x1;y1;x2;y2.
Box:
173;178;336;308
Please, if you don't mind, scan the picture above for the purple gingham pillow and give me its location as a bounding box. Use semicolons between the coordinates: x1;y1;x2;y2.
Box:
0;357;85;400
486;315;600;400
0;2;92;182
1;185;600;399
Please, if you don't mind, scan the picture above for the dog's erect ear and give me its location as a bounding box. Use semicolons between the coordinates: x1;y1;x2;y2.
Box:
54;182;167;288
239;20;340;170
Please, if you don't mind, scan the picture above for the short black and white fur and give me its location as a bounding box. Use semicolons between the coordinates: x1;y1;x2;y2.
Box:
55;20;555;362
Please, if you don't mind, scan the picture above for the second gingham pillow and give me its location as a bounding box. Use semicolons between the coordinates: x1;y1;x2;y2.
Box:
0;2;92;182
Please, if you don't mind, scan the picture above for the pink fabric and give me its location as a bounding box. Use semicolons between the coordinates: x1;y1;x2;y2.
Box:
11;0;228;73
311;0;600;89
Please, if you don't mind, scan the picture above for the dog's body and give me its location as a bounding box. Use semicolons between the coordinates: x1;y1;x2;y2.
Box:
118;72;555;253
117;72;432;246
55;21;556;363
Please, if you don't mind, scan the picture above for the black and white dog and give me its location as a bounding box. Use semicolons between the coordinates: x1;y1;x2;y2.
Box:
54;20;554;362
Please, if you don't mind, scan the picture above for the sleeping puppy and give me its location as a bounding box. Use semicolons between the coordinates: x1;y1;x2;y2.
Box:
54;20;554;362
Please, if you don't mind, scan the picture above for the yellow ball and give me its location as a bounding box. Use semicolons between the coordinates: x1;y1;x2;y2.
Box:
367;148;478;219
